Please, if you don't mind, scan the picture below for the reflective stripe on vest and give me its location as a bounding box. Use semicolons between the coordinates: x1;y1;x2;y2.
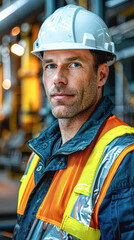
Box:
17;153;40;214
92;143;134;228
61;125;134;240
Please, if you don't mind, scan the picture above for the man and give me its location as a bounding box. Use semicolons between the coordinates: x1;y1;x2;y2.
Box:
13;4;134;240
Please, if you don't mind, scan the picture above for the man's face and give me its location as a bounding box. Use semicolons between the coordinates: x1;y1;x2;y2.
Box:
42;49;101;119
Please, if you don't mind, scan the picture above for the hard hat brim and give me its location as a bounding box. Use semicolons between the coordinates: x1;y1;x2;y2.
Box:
31;42;116;66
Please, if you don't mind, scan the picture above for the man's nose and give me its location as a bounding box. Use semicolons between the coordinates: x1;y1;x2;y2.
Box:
53;68;68;85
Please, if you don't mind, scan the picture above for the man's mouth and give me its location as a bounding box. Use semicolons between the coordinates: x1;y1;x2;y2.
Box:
51;92;74;100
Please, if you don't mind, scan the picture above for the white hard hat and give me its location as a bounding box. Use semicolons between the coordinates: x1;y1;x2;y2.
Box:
32;4;116;66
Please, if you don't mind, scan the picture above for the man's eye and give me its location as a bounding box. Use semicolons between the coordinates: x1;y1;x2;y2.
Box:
46;64;56;69
71;62;80;68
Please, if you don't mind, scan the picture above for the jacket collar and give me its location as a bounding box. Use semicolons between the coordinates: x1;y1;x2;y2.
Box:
27;97;114;161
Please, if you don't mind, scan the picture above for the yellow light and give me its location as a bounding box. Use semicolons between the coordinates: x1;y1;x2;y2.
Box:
11;43;25;56
2;79;11;90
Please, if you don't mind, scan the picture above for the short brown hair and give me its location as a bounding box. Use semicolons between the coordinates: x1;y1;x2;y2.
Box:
90;50;114;72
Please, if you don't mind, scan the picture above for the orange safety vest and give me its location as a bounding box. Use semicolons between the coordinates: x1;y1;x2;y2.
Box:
17;115;134;240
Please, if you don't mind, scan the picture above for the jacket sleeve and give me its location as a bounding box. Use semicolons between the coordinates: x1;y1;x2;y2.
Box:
98;151;134;240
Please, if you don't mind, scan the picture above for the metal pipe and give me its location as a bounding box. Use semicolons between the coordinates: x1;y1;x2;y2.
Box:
0;0;44;37
45;0;56;18
115;62;124;120
91;0;104;19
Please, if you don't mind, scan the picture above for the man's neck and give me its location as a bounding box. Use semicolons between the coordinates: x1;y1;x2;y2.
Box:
58;106;96;145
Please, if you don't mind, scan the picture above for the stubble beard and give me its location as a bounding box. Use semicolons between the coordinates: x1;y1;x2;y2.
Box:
46;75;98;120
48;91;98;120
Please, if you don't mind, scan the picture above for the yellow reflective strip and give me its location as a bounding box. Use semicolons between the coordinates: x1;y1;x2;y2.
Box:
62;216;100;240
74;125;134;196
18;154;40;208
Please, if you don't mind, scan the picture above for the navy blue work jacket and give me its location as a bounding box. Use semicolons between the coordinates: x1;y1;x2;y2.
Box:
13;97;134;240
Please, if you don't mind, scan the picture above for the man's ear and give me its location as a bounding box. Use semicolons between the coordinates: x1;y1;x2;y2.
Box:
97;63;109;87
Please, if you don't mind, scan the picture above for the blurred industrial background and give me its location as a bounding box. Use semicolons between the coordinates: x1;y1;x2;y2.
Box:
0;0;134;238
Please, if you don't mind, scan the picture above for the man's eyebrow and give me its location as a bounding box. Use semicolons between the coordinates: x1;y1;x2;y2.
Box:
42;59;53;64
65;56;82;61
42;56;82;64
